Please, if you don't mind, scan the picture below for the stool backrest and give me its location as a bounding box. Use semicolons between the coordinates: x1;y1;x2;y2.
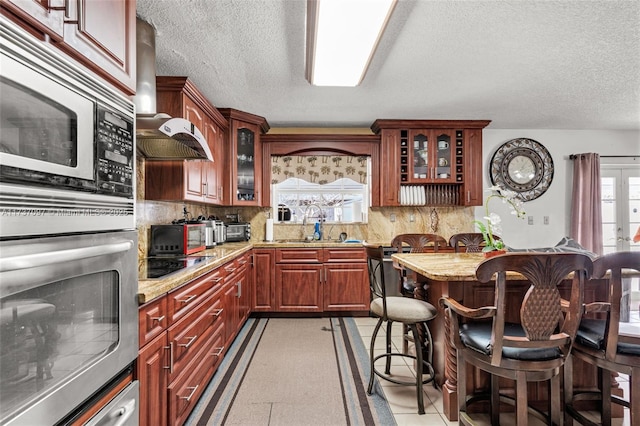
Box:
449;232;501;253
475;252;593;363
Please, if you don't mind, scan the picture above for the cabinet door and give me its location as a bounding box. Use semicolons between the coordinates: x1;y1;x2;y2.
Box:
274;263;323;312
409;129;455;182
231;121;262;206
222;263;239;345
201;116;222;204
380;129;401;206
253;249;275;311
236;256;250;326
462;128;483;206
1;0;65;39
323;263;369;311
184;160;205;201
61;0;136;94
182;95;205;134
137;333;168;426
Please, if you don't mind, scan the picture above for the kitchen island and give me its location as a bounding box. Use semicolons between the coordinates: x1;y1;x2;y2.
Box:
391;252;627;421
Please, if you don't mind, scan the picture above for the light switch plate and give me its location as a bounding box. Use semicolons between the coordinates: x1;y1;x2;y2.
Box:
528;216;534;225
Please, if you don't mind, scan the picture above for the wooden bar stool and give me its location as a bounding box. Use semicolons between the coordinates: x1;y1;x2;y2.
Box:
365;243;437;414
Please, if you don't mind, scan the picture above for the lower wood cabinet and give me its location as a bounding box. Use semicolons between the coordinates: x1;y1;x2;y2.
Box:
252;249;276;311
270;247;369;313
137;266;226;426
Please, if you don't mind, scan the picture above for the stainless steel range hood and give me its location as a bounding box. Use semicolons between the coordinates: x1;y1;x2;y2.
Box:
135;19;212;161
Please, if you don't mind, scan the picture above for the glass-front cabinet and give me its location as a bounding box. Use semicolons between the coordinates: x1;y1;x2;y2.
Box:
236;127;256;202
220;108;270;206
405;129;456;182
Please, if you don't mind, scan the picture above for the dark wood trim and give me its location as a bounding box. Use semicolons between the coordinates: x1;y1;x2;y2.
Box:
262;134;379;156
218;108;270;133
156;76;228;129
371;119;491;133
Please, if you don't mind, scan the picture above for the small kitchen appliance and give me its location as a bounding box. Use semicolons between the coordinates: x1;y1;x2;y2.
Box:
225;222;251;242
149;223;206;255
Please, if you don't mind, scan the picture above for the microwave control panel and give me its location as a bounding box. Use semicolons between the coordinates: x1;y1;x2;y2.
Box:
96;105;134;198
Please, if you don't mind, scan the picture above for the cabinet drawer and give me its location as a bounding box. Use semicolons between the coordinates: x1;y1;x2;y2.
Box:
168;320;224;426
168;266;224;323
168;294;223;382
139;296;168;347
276;248;323;263
324;247;366;263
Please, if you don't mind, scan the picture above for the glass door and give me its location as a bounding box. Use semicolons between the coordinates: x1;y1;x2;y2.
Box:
236;127;255;201
601;166;640;253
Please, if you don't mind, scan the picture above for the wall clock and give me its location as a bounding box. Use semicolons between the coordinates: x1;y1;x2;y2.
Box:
489;138;554;201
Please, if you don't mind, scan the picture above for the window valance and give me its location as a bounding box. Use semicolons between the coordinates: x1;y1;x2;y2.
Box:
270;155;369;185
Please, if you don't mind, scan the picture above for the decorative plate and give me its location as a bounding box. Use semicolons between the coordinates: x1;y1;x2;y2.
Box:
489;138;554;201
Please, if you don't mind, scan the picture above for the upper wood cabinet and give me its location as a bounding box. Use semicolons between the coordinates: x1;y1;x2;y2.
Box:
1;0;137;95
219;108;270;207
371;120;490;207
145;77;228;205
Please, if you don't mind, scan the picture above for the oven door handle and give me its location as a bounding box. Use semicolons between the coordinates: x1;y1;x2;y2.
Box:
0;241;134;272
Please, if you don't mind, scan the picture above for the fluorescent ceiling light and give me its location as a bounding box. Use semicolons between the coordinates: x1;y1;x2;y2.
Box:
306;0;397;87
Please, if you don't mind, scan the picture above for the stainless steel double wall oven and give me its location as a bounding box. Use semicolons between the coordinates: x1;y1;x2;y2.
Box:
0;17;138;426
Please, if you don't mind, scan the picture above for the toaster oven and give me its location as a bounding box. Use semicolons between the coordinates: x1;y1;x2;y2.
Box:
149;224;206;255
225;222;251;242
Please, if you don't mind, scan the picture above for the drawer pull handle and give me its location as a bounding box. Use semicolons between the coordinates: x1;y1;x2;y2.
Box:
163;343;174;374
225;266;237;273
238;259;247;265
210;277;223;283
210;308;224;318
211;346;224;357
180;385;199;402
178;295;197;304
179;335;198;349
151;315;165;323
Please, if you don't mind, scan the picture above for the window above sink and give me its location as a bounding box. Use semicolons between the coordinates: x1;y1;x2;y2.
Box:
271;155;370;224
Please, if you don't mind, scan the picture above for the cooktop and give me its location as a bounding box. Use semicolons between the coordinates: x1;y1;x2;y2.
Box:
142;255;213;279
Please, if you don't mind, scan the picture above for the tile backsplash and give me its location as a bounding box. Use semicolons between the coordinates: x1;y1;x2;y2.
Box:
136;157;475;257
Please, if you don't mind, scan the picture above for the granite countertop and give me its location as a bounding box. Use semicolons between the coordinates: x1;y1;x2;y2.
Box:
137;240;386;304
391;252;527;281
138;242;252;304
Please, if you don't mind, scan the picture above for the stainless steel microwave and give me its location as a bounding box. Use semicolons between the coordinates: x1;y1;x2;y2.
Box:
0;17;135;237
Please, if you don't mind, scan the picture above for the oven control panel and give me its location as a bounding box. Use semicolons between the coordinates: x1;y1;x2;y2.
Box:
96;105;134;198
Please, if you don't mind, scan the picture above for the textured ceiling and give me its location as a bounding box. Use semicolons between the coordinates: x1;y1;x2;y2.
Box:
135;0;640;130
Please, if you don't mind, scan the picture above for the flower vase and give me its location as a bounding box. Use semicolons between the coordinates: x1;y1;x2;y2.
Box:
483;249;507;259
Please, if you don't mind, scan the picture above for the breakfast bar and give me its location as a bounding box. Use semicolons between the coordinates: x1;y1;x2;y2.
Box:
391;252;623;421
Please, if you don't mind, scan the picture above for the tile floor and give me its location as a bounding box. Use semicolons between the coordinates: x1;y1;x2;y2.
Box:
353;311;638;426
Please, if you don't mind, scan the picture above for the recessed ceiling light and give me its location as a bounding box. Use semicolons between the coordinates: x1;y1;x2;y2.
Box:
306;0;397;87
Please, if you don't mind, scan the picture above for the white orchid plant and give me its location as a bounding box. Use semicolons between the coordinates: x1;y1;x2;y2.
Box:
474;186;527;252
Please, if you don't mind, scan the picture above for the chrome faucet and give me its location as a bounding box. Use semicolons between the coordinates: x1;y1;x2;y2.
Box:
302;203;324;240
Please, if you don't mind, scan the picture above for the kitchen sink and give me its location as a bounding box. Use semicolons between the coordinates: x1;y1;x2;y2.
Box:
274;238;313;243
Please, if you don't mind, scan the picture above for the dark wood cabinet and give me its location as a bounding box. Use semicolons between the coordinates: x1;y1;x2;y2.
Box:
219;108;270;206
145;77;227;205
137;332;168;426
1;0;136;94
273;247;369;313
323;247;369;311
137;265;225;426
252;249;275;311
371;120;491;206
221;253;251;347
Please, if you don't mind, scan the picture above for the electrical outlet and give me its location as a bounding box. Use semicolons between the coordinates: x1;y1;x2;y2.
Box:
409;214;415;222
544;216;549;225
528;216;534;225
390;214;396;222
